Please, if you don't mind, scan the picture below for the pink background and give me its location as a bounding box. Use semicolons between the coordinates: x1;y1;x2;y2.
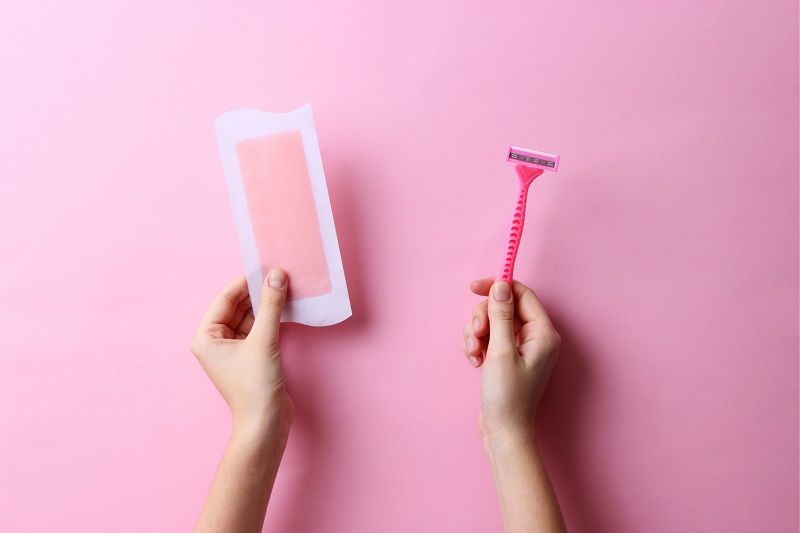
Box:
0;1;797;531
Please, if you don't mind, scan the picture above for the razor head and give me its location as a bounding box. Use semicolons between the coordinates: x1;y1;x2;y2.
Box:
507;145;559;172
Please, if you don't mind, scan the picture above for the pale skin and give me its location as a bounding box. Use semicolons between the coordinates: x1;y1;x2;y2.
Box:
191;268;293;533
192;271;564;532
463;278;566;533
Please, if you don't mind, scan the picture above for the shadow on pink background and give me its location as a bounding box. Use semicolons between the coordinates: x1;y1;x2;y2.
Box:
0;1;797;531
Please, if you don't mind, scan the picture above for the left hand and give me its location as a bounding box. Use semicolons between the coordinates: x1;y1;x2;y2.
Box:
190;269;294;436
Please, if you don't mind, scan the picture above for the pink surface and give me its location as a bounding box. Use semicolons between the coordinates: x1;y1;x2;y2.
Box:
0;1;797;532
237;131;332;299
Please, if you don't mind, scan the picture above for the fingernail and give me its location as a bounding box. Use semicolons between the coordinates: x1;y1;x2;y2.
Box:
466;336;477;353
468;355;480;367
472;318;480;332
493;281;511;302
268;269;287;289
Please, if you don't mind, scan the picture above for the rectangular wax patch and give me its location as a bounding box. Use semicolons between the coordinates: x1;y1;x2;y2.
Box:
236;131;332;299
215;105;351;326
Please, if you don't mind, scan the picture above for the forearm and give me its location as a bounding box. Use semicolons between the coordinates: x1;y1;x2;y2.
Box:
483;430;566;533
195;419;290;533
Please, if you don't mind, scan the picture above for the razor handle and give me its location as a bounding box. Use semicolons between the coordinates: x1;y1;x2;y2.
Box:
499;179;533;283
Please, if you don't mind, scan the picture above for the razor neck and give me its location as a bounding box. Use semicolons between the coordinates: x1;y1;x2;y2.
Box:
515;164;545;186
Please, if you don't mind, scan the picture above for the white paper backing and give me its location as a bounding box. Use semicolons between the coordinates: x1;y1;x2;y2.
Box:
215;105;351;326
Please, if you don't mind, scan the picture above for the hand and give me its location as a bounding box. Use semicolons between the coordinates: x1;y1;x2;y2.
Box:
190;269;293;437
463;278;560;442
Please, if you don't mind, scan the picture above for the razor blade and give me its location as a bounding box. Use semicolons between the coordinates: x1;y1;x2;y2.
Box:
507;145;560;172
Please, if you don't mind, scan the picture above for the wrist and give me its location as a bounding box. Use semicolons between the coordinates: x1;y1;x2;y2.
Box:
232;397;293;444
231;415;291;457
481;425;537;457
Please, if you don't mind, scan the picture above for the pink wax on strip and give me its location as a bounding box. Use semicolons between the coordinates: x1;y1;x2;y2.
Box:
235;130;332;299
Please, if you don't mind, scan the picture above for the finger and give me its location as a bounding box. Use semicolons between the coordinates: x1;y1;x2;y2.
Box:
471;277;553;326
487;280;516;358
462;323;484;367
511;284;553;327
470;277;494;296
471;300;489;338
235;309;255;339
229;296;253;330
518;320;561;357
249;268;288;347
198;276;250;330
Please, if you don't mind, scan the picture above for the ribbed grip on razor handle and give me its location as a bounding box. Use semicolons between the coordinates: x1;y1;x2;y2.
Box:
499;181;532;283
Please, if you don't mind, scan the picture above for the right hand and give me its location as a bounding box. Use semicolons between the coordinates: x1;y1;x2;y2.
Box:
462;278;561;442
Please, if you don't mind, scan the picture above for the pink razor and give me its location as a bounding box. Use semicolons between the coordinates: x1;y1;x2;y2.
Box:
499;145;560;283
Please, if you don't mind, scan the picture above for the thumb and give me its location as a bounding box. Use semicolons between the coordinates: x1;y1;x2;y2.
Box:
487;280;516;358
249;268;288;349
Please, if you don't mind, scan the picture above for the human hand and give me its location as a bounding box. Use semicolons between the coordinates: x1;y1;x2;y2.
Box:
190;269;293;437
462;278;560;442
